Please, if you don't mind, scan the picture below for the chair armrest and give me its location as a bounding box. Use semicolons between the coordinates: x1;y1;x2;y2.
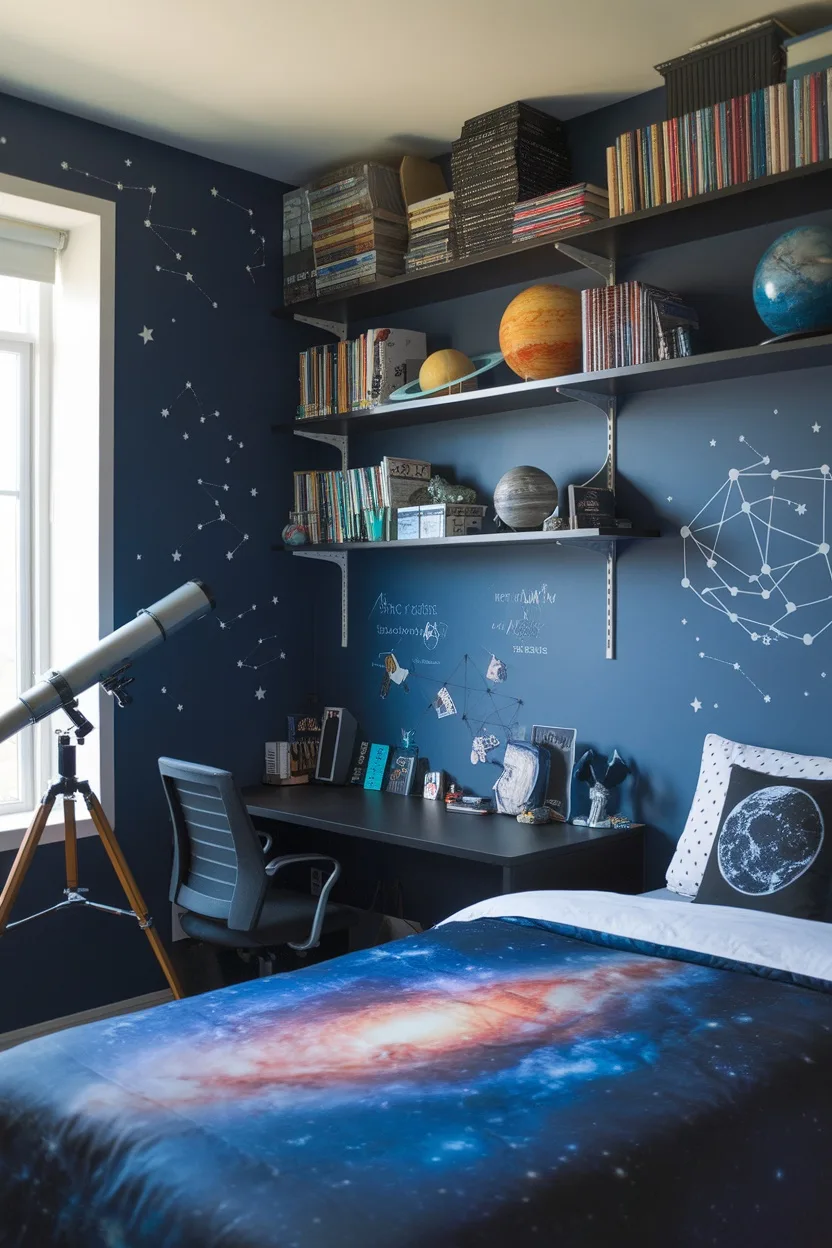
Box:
264;854;341;952
257;831;273;856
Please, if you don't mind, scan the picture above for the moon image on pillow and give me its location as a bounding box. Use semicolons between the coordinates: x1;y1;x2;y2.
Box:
717;785;824;895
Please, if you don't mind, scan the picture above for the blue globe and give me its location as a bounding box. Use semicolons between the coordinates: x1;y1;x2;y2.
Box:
753;226;832;338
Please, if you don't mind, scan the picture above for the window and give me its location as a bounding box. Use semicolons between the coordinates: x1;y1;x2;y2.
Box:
0;276;49;815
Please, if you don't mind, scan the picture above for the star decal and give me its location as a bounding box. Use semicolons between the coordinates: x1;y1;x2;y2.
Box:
272;596;279;605
796;503;807;515
172;549;182;562
138;325;154;345
251;487;258;497
125;158;132;166
681;618;687;625
280;651;286;660
136;553;142;560
255;686;266;701
764;694;771;703
690;698;702;713
709;439;716;447
177;704;183;712
813;422;822;433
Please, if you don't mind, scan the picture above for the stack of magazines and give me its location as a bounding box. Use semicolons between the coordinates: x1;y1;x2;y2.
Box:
308;162;408;295
513;183;609;241
581;283;698;371
282;187;315;305
451;101;572;255
405;191;455;270
297;328;426;420
292;456;430;544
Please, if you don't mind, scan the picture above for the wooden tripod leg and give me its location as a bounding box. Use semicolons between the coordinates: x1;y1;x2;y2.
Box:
0;797;56;933
63;798;78;891
83;790;184;1000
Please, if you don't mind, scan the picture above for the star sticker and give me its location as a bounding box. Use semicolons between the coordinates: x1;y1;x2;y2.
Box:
237;660;243;668
144;219;151;228
125;159;132;166
148;185;156;194
210;187;218;197
251;488;258;497
709;439;716;447
681;618;687;625
667;496;673;502
138;325;154;344
177;704;183;712
185;381;192;389
60;160;68;169
764;694;771;702
219;621;227;630
813;422;821;433
161;687;167;694
255;687;266;700
796;503;807;515
223;484;229;491
690;698;702;713
136;554;142;560
200;416;206;424
175;252;182;261
805;691;810;697
172;550;182;562
280;651;286;660
732;662;740;670
182;432;189;441
226;551;234;560
272;596;279;605
0;137;7;145
185;272;193;282
713;703;719;709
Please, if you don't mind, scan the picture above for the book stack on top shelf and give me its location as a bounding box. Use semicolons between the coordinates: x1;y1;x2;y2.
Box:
512;182;609;241
451;101;572;255
308;162;408;296
405;191;456;271
296;328;426;420
581;283;698;371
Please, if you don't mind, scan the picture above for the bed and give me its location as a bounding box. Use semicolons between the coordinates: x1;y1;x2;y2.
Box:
0;889;831;1247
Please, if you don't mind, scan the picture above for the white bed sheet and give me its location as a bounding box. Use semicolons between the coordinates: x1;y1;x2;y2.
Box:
439;890;832;981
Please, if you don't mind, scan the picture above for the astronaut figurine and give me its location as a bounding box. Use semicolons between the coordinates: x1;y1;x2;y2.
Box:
573;749;630;828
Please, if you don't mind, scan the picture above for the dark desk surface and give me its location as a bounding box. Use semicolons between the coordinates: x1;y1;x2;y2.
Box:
243;784;642;867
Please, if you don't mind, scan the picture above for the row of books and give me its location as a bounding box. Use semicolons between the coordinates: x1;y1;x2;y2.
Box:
264;716;322;785
512;182;609;241
292;456;430;544
581;283;698;372
607;67;832;215
297;328;426;419
405;191;455;271
307;162;408;294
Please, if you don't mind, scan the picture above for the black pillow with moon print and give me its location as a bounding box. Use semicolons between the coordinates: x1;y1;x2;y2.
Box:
694;764;832;919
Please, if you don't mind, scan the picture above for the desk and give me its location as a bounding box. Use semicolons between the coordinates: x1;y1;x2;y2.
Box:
244;785;644;927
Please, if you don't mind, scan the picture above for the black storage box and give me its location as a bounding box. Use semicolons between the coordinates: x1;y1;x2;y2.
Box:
655;19;792;119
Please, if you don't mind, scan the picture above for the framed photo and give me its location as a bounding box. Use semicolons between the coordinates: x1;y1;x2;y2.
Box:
386;747;418;796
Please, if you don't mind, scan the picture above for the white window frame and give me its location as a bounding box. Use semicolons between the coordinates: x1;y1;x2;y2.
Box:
0;174;115;850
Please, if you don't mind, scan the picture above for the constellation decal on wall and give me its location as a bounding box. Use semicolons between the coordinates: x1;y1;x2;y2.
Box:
236;636;287;672
217;603;257;631
160;686;184;713
681;434;832;645
59;161;217;308
697;650;771;701
210;187;266;283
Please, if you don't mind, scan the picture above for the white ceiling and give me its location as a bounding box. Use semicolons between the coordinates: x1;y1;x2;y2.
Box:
0;1;819;185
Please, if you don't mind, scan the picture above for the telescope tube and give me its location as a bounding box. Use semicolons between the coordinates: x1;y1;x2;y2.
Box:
0;580;214;746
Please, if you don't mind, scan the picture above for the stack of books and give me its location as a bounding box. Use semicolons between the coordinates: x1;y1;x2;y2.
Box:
297;328;426;420
293;456;430;544
282;187;316;305
405;191;455;271
512;183;609;241
792;68;832;165
308;162;408;296
451;101;572;256
581;282;698;371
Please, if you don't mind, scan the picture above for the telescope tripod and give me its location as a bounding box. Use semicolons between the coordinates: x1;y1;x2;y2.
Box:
0;729;183;999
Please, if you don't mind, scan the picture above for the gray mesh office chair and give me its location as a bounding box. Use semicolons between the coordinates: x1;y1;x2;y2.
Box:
159;757;357;957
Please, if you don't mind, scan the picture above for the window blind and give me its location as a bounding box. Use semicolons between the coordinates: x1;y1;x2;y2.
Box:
0;216;67;283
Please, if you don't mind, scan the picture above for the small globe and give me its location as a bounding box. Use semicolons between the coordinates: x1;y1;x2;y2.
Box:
753;226;832;338
419;348;476;395
494;466;559;531
282;521;309;547
499;284;582;381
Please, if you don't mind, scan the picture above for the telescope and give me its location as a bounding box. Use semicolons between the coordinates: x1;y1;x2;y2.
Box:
0;580;214;745
0;579;215;1002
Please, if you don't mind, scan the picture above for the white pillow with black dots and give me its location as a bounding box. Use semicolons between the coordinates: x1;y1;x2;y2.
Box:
666;734;832;897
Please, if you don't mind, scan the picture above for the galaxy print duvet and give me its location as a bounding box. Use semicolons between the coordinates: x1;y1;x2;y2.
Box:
2;892;832;1248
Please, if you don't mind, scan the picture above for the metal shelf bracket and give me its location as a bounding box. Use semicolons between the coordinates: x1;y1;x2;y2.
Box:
292;550;349;647
293;429;349;470
293;314;348;341
554;241;616;285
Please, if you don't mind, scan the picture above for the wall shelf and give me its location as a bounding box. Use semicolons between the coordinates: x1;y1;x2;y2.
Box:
275;159;832;323
276;528;657;553
277;332;832;435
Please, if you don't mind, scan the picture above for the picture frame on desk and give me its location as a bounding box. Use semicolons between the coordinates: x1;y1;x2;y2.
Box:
386;747;418;796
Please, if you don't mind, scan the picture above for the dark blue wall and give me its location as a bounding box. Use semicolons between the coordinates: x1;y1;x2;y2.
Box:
0;91;309;1029
310;91;832;888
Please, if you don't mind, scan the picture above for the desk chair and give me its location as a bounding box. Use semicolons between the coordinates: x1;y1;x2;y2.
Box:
159;758;357;970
